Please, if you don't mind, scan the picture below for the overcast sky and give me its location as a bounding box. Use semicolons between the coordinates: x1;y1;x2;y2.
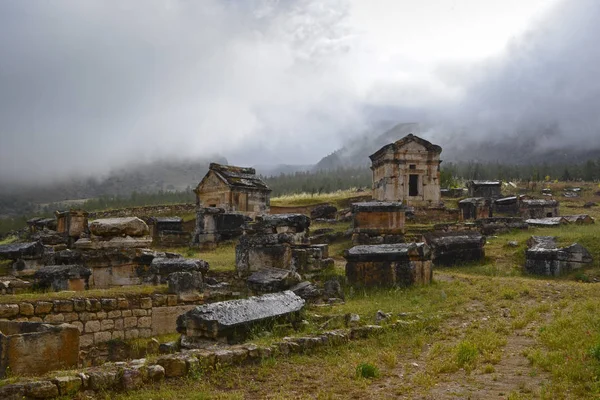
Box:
3;0;597;184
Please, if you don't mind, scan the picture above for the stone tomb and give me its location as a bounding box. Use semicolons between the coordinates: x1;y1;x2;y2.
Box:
525;236;593;276
520;199;559;219
192;207;248;249
423;231;486;267
177;291;305;344
236;214;333;277
0;320;79;378
351;201;405;245
33;264;91;291
0;241;47;277
55;209;89;246
459;198;492;221
344;243;432;287
148;217;191;248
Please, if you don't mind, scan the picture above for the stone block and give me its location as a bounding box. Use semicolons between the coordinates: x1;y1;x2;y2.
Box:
89;217;149;237
25;381;59;399
19;303;34;316
125;329;139;340
94;331;112;344
107;310;122;318
35;301;53;315
157;355;188;378
0;321;79;377
63;312;79;322
118;298;129;309
100;319;115;331
71;321;84;333
0;304;19;318
122;309;132;317
151;305;196;336
124;316;138;328
177;291;305;344
80;334;94;347
101;298;118;310
147;364;165;381
138;316;152;328
96;311;107;320
114;318;124;330
52;376;82;396
54;300;74;313
140;297;153;309
44;313;65;324
112;330;124;340
132;309;147;317
86;299;102;312
167;295;178;306
85;320;101;333
73;298;86;311
139;328;152;338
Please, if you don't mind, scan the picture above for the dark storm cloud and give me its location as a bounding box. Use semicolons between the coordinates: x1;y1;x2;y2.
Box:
432;0;600;160
1;0;599;184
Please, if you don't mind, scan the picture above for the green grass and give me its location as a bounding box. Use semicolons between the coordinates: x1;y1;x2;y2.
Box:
0;235;18;245
270;189;370;208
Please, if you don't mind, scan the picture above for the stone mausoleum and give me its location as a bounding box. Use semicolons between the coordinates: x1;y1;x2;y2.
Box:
370;134;442;207
194;163;271;217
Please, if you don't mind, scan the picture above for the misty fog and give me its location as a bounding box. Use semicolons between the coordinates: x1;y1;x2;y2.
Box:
1;0;598;184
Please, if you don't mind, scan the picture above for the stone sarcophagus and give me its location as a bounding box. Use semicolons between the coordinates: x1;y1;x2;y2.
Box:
0;321;79;378
344;243;432;287
459;198;492;221
423;231;486;267
148;217;191;248
177;291;305;344
192;207;248;249
351;201;406;245
525;236;593;276
33;264;91;291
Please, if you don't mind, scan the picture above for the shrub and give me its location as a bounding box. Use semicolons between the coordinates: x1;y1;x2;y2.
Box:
355;363;379;379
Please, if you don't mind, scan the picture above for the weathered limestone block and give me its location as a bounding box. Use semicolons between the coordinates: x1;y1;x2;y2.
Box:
246;267;301;293
192;208;248;249
310;204;338;220
177;291;305;344
474;217;528;235
525;236;593;276
423;231;486;267
0;321;79;378
150;258;209;284
52;375;82;396
0;278;32;295
459;197;492;221
525;217;568;227
351;202;406;245
89;217;149;237
0;241;45;260
73;235;152;249
34;264;91;291
344;243;432;287
252;214;311;234
291;244;334;273
290;281;323;301
167;271;203;300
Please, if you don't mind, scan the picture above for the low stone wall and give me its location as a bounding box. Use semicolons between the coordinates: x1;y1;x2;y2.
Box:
87;204;196;220
0;294;206;348
0;323;392;399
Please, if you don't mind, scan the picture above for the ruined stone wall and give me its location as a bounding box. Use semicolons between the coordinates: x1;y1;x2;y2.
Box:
0;294;203;348
87;204;196;220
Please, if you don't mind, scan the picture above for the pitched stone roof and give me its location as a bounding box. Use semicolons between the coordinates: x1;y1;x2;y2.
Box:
369;133;442;161
201;163;271;191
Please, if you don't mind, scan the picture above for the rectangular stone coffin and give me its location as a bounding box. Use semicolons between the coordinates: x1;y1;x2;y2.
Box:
423;231;486;267
235;233;295;277
344;243;432;287
352;202;406;235
177;291;305;344
33;264;91;291
0;321;79;378
0;242;45;260
525;236;593;276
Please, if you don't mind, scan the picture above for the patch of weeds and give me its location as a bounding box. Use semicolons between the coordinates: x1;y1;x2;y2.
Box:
483;364;495;374
501;289;518;300
588;343;600;361
456;340;479;371
574;271;591;283
355;363;379;379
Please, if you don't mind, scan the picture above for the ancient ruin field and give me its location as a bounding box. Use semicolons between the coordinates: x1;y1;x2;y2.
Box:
103;185;600;399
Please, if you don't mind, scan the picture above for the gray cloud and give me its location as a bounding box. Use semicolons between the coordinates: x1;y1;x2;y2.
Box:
1;0;599;185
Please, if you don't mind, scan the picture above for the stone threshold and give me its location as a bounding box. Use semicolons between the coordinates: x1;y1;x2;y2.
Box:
0;321;416;399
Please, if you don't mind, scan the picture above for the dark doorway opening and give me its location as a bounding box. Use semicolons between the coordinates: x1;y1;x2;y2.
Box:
546;212;553;217
409;174;419;196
